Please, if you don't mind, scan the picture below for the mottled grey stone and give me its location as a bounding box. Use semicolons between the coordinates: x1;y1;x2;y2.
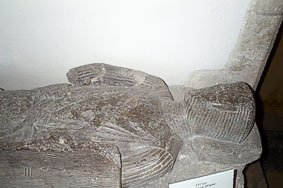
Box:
0;63;261;188
184;2;281;186
185;83;255;143
186;0;283;90
0;137;121;188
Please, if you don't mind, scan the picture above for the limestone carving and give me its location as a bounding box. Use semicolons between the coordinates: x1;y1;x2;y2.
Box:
0;63;261;188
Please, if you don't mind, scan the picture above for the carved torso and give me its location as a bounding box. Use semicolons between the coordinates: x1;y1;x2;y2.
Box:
0;63;260;188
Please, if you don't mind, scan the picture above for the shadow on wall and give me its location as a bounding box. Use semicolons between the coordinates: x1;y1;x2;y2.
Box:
259;24;283;118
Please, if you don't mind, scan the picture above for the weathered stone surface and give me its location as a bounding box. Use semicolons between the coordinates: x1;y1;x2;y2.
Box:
191;125;262;164
184;2;281;186
132;83;261;188
186;0;283;90
0;63;262;188
250;0;283;14
0;64;182;187
67;63;169;90
0;135;121;188
185;82;255;143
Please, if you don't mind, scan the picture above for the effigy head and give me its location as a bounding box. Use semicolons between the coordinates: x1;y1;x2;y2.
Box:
185;82;256;143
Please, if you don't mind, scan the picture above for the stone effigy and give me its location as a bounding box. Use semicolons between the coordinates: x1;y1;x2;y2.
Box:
0;63;261;188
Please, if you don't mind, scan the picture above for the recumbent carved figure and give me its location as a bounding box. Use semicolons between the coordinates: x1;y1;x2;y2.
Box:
0;64;260;187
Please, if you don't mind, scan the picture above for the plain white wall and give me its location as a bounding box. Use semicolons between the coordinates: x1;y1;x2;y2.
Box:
0;0;251;90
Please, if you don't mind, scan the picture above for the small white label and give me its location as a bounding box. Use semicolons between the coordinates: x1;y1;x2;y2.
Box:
169;169;234;188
